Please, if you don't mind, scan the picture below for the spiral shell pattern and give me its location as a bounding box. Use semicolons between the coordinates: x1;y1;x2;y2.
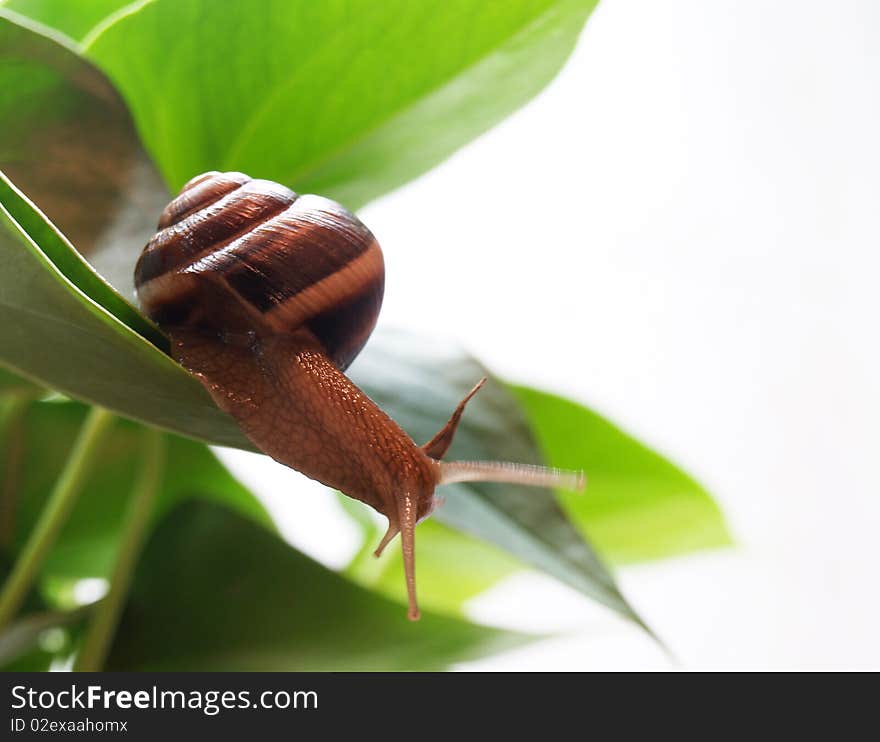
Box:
134;171;384;371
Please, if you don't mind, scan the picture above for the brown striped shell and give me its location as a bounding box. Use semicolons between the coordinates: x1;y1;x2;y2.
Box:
134;171;384;371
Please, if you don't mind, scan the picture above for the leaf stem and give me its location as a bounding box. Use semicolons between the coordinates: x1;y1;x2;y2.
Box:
0;407;114;633
74;427;164;671
0;393;36;550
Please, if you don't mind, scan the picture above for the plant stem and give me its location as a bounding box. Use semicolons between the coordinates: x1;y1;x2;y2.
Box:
0;394;35;550
0;407;114;633
74;428;164;672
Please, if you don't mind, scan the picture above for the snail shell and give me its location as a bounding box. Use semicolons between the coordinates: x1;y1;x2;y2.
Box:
135;171;384;370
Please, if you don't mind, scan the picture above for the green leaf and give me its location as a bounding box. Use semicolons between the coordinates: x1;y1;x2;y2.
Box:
106;501;527;671
0;389;33;553
510;385;733;564
0;0;132;43
0;552;83;669
0;169;248;448
82;0;598;208
345;508;521;617
0;9;169;292
0;15;241;445
10;399;271;583
0;606;83;670
0;160;163;349
0;364;39;395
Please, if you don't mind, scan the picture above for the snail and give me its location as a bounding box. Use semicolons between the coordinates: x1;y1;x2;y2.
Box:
134;171;585;620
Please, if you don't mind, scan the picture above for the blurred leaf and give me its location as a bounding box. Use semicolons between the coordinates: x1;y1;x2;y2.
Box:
106;501;527;671
11;399;271;583
0;364;39;395
83;0;598;208
0;553;82;669
0;389;34;550
510;386;733;564
1;0;131;42
0;10;169;293
345;505;521;617
0;606;83;669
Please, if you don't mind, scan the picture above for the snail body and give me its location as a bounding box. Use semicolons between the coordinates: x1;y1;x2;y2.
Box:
135;171;584;620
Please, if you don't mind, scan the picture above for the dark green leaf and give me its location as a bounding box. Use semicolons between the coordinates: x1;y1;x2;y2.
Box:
510;386;733;564
0;606;84;669
0;160;163;349
0;19;223;439
0;169;248;448
0;389;33;552
0;364;39;395
0;552;83;669
0;10;169;294
106;501;527;670
83;0;598;208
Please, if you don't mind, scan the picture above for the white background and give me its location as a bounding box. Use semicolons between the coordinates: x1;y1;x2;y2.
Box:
216;0;880;670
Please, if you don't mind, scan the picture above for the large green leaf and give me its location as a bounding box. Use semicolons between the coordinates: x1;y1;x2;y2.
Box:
106;501;526;671
10;399;270;583
0;0;131;43
511;386;733;564
0;9;169;291
81;0;598;208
